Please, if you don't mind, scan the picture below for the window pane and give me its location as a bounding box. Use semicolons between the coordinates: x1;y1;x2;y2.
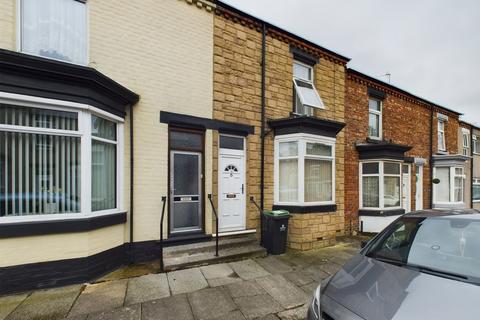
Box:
362;162;379;174
455;168;463;175
92;141;116;211
279;159;298;202
21;0;87;64
438;131;445;150
293;62;311;81
402;164;409;174
362;176;379;207
384;162;400;174
220;136;244;150
384;176;400;207
279;141;298;157
473;184;480;201
92;115;117;141
369;113;380;137
294;79;323;108
438;120;444;131
170;131;203;151
0;104;78;130
305;159;332;202
368;99;381;111
0;131;81;216
294;90;314;116
436;167;450;202
306;143;331;156
454;177;464;202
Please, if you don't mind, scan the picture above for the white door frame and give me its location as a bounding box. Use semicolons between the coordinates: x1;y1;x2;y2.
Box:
415;164;424;211
402;164;411;212
218;134;246;233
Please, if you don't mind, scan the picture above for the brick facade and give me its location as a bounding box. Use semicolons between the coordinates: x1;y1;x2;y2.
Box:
212;6;347;250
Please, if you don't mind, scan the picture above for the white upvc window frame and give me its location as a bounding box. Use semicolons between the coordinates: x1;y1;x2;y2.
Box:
16;0;90;66
0;92;124;223
432;166;466;205
462;128;470;156
368;98;382;140
437;119;446;152
359;160;402;210
274;133;335;206
473;178;480;203
473;134;479;154
292;61;324;115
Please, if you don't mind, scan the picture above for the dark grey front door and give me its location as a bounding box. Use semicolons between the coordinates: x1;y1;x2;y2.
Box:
170;151;202;234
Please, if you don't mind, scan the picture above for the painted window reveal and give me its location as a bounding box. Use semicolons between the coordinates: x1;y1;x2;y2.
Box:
20;0;88;65
360;161;401;210
368;98;382;139
275;134;335;206
293;61;324;116
0;102;122;219
433;166;466;204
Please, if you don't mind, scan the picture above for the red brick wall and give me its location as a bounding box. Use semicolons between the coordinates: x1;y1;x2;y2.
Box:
345;73;460;233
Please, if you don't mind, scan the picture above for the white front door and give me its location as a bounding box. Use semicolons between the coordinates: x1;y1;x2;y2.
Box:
218;135;246;232
402;164;411;212
415;164;424;210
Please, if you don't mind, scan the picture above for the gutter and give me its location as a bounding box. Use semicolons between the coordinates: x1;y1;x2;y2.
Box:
429;106;434;209
260;22;266;244
129;104;134;263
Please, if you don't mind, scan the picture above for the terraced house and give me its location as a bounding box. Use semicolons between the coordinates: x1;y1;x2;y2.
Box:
345;69;468;233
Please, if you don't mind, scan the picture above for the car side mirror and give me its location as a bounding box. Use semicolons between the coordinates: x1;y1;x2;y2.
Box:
360;240;369;249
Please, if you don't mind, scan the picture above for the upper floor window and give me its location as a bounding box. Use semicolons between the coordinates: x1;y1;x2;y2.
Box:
293;61;324;116
462;129;470;156
473;135;479;154
20;0;88;65
368;98;382;139
275;134;335;206
438;119;446;151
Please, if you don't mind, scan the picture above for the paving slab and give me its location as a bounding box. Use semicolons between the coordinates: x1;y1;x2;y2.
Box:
167;268;208;295
6;285;81;320
258;315;280;320
256;274;309;309
225;280;266;298
255;256;293;274
283;271;315;287
205;310;246;320
228;259;270;280
302;265;331;282
68;280;127;317
86;305;140;320
233;294;283;319
300;282;318;295
188;287;237;320
125;273;170;306
277;303;309;320
314;262;343;276
200;264;242;287
142;294;194;320
0;293;29;320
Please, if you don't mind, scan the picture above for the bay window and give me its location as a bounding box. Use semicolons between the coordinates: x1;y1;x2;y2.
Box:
20;0;88;65
275;134;335;206
293;61;324;116
433;166;466;205
0;99;123;220
360;161;401;210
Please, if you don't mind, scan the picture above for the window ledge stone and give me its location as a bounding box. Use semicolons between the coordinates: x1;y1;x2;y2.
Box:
272;204;337;214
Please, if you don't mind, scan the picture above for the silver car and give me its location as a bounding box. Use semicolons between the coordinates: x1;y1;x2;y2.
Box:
307;209;480;320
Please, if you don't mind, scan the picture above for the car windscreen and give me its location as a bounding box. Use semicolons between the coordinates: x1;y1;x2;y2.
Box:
365;216;480;283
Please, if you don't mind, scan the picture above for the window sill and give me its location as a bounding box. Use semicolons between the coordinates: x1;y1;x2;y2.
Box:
358;208;405;217
272;204;337;214
0;211;126;238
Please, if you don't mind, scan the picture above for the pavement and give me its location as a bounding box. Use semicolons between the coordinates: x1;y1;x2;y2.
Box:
0;238;361;320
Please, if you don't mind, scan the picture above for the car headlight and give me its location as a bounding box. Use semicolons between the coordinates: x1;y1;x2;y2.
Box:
312;284;321;319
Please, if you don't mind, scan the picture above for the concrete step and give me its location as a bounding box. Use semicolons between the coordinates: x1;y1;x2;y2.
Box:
163;243;266;272
163;233;258;258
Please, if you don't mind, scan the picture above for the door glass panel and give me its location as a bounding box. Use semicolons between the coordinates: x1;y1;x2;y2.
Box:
173;153;199;195
220;136;244;150
173;202;200;229
170;131;202;150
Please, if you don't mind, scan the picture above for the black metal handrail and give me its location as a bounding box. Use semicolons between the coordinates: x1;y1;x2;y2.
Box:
208;194;219;257
250;196;263;245
159;196;167;272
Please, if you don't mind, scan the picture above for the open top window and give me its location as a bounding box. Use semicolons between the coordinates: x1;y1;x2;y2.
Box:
293;62;324;116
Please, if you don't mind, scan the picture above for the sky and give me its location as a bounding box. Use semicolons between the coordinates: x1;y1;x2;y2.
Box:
221;0;480;125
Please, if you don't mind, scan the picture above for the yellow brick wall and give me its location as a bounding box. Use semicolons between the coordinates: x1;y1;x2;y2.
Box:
213;13;346;250
0;0;214;266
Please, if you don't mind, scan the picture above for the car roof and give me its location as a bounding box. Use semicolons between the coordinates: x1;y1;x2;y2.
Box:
404;209;480;219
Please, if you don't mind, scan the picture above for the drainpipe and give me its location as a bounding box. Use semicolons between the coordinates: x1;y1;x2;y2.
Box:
260;22;266;244
129;104;134;263
429;106;434;209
